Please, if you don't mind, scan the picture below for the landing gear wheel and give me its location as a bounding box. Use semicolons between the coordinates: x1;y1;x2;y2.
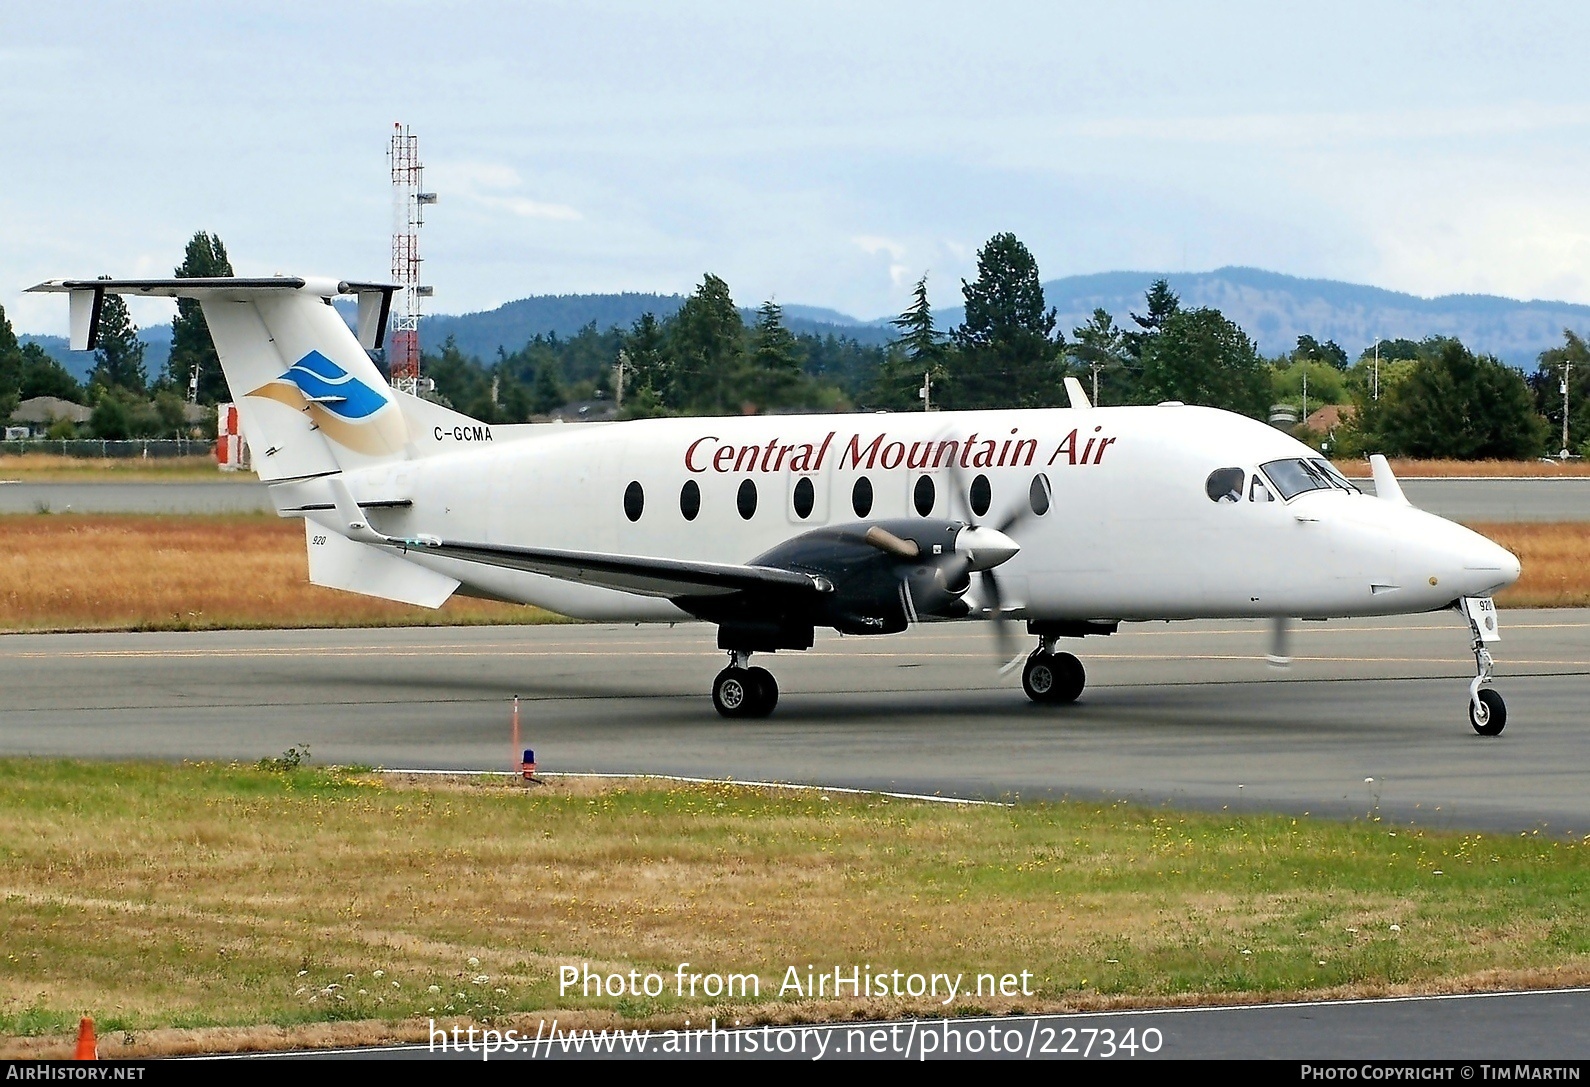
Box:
713;667;755;718
1023;650;1086;704
1470;688;1506;736
1022;651;1057;703
1052;651;1086;704
746;666;778;717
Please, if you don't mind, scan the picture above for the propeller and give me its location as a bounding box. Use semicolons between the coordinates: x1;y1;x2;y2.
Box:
1266;615;1293;668
941;460;1041;666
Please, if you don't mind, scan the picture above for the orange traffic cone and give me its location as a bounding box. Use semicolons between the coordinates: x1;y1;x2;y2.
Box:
73;1016;97;1060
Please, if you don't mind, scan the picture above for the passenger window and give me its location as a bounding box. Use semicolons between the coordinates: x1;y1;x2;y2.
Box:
1029;474;1051;516
792;476;815;519
969;474;991;517
852;476;873;517
737;479;757;520
680;479;701;521
1205;467;1245;503
623;481;644;521
913;475;935;517
1249;475;1274;503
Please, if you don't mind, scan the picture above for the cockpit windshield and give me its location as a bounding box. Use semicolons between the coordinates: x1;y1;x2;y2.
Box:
1260;458;1361;500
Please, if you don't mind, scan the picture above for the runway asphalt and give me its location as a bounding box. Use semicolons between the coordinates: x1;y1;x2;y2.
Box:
3;609;1588;833
3;476;1590;519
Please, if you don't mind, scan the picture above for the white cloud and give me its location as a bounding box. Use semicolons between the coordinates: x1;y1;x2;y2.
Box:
430;161;582;222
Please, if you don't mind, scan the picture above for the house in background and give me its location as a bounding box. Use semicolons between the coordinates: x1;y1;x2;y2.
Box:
7;396;92;438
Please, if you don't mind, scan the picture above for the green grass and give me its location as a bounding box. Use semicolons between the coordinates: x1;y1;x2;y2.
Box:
0;758;1585;1046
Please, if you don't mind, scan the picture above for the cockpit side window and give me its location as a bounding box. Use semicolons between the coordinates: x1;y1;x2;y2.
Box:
1250;474;1274;502
1205;467;1245;503
1309;458;1361;493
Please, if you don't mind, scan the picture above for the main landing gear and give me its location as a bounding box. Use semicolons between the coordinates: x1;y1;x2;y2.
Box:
1462;597;1506;736
1021;636;1086;705
712;651;779;719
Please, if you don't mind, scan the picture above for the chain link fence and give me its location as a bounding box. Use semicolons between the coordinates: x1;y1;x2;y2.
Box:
0;439;216;459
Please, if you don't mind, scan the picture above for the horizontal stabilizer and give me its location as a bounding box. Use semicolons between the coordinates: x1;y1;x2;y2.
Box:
305;519;459;608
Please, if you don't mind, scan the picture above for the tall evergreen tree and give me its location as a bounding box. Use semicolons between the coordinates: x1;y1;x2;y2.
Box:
1122;279;1180;363
667;273;745;413
90;292;147;395
19;344;83;403
1137;307;1270;418
872;275;945;409
618;311;672;417
945;233;1065;409
1361;339;1549;459
1069;307;1127;404
748;300;804;410
167;232;234;403
0;302;23;420
1532;330;1590;456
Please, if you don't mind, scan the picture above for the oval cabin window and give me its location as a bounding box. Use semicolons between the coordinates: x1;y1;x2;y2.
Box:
679;479;701;521
969;474;991;517
1029;474;1051;516
913;475;935;517
793;476;815;519
737;478;758;520
852;476;873;518
623;481;644;522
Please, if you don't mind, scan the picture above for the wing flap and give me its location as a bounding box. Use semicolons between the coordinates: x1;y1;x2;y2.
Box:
398;538;824;600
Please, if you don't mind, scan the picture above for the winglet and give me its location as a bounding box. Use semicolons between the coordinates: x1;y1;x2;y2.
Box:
1063;377;1092;409
1369;454;1410;506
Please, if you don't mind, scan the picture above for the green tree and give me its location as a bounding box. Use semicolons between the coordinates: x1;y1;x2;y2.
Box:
1137;307;1271;418
1069;307;1127;404
1294;334;1349;370
945;233;1065;409
530;358;564;415
166;232;234;403
871;275;945;410
618;312;672;417
19;344;83;402
1361;339;1548;459
0;302;22;420
747;300;805;410
90;292;147;395
1532;330;1590;456
667;273;746;413
1123;279;1180;361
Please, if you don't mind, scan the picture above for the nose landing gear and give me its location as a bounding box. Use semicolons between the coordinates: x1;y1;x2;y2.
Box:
1461;596;1506;736
712;650;779;719
1021;635;1086;704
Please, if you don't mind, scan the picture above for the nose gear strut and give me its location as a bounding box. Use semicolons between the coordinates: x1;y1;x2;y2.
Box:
1460;596;1506;736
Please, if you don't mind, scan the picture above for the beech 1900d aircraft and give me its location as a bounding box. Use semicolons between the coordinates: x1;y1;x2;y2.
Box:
30;276;1522;732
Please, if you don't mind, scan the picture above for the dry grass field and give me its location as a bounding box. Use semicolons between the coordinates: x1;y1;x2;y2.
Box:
0;515;1584;632
0;514;554;631
1333;458;1590;478
0;762;1585;1057
0;455;247;483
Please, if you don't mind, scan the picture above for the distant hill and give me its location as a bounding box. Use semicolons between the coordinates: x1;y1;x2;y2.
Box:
22;267;1590;379
420;293;894;360
24;326;171;384
1005;267;1590;368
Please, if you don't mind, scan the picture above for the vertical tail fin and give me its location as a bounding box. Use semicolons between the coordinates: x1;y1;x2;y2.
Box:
28;276;406;481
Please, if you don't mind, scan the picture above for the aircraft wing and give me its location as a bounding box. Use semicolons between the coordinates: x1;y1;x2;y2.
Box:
395;538;829;600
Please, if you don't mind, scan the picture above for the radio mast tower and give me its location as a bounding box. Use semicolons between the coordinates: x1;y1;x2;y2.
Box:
388;123;437;393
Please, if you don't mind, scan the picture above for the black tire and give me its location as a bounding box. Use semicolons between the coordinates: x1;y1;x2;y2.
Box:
712;667;755;718
1470;688;1506;736
1052;652;1086;704
1022;652;1058;703
746;666;778;717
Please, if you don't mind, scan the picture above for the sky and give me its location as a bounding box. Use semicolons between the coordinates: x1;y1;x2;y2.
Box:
6;1;1590;335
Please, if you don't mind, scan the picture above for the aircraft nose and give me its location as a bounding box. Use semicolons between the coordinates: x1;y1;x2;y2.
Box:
1462;535;1521;593
956;525;1021;571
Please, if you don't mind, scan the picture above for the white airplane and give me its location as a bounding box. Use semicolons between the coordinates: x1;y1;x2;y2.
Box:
31;276;1521;732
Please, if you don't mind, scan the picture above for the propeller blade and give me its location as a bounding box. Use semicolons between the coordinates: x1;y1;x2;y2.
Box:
979;569;1020;665
1266;615;1293;668
864;525;920;559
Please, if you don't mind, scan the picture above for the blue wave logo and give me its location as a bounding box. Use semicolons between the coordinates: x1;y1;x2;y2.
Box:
277;351;389;420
